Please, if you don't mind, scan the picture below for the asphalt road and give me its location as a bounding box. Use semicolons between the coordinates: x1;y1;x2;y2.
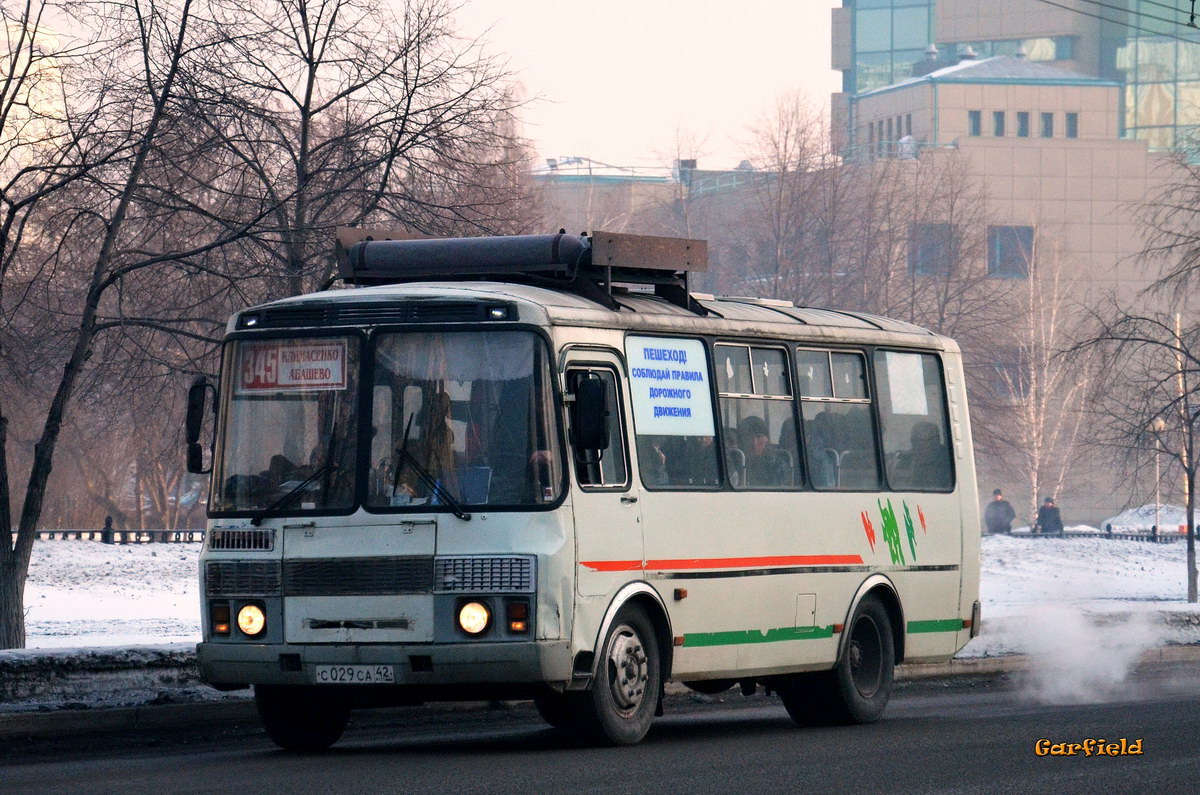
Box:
3;665;1199;794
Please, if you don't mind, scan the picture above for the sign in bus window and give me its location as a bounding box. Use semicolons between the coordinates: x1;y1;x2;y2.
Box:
235;340;348;393
626;336;719;489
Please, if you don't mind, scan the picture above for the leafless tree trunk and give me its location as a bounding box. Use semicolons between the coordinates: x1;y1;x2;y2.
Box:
1;0;248;648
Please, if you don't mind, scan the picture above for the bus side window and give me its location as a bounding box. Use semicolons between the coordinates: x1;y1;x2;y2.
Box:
874;351;954;491
797;349;880;490
568;368;629;489
716;343;801;490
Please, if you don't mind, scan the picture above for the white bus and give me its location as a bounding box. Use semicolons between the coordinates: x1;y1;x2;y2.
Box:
187;230;981;749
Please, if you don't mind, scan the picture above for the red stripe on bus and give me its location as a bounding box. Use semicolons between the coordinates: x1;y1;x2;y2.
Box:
580;555;864;572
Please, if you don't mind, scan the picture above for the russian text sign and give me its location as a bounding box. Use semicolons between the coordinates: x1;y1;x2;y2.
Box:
625;336;715;436
236;340;348;393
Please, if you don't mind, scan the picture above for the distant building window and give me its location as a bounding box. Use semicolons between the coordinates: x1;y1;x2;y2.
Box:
1066;112;1079;138
993;111;1006;137
905;113;913;137
1041;112;1054;138
887;117;894;143
1017;112;1030;138
1054;36;1076;60
909;223;954;277
969;110;982;136
987;225;1034;278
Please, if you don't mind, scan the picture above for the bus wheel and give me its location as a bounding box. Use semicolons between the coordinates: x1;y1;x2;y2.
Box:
780;594;894;726
255;685;351;751
578;604;661;745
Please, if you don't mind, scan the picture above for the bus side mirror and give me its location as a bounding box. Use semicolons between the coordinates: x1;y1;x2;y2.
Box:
573;375;610;452
186;376;216;474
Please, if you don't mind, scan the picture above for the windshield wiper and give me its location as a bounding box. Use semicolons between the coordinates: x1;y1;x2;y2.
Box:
391;412;471;521
248;460;335;527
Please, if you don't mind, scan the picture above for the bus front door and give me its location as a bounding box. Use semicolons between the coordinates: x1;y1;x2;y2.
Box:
565;355;643;598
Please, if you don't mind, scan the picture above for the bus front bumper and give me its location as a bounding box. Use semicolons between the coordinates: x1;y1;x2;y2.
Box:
197;640;572;690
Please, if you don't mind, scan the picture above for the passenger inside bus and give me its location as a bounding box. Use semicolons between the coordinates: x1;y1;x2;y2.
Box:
910;421;951;484
737;416;791;487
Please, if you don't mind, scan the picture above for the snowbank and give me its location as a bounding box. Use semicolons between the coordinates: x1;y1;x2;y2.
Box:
1102;503;1192;533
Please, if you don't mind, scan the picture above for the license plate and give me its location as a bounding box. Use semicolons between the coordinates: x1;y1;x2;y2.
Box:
312;664;396;684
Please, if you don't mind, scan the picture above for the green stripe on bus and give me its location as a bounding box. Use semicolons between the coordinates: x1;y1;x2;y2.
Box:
683;625;835;647
907;619;962;634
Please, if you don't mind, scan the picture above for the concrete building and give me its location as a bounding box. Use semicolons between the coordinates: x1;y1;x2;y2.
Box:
851;52;1168;300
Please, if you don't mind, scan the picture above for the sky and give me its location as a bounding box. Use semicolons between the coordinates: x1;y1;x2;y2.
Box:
453;0;841;172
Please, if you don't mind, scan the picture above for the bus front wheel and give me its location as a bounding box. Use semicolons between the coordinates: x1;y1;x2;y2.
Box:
255;685;351;751
575;604;661;745
780;594;895;726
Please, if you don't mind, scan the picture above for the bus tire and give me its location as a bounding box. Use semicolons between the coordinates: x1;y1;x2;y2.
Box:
255;685;351;751
780;594;894;726
576;603;661;745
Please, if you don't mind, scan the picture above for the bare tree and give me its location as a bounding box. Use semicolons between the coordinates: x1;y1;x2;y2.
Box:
184;0;527;296
1134;151;1200;294
1;0;253;648
1076;310;1200;602
984;238;1097;523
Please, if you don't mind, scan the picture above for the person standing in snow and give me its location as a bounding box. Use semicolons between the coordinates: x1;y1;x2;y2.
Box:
1034;496;1064;535
984;489;1016;535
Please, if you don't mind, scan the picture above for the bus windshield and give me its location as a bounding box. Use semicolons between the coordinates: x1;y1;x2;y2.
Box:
366;330;561;509
212;335;361;513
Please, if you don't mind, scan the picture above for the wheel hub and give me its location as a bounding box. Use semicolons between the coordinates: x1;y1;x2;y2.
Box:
607;625;648;712
849;614;883;698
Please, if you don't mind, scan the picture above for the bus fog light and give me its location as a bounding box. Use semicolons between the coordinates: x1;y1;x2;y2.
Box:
458;601;491;634
237;603;266;636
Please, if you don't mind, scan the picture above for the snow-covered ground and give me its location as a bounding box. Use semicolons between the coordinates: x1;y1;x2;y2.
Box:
20;532;1200;654
24;542;200;648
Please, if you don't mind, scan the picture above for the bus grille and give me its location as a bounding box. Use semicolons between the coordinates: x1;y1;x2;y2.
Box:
208;528;275;551
434;556;535;593
283;556;434;596
206;560;282;596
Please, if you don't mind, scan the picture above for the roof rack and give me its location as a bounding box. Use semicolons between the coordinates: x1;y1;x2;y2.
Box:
332;228;709;314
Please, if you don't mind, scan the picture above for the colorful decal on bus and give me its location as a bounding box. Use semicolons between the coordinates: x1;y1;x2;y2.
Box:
861;511;877;553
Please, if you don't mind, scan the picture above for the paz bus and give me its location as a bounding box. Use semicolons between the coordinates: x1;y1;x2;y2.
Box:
186;229;981;749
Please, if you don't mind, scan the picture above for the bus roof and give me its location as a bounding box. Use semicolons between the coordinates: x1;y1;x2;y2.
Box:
231;281;955;351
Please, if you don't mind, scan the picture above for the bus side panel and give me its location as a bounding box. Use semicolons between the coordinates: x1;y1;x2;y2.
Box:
643;489;966;678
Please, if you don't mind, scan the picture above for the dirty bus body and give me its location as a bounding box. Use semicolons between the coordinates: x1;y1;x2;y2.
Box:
189;230;981;750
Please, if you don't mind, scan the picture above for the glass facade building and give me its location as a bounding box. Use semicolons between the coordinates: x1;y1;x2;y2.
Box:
1109;1;1200;150
842;0;1200;150
849;0;935;93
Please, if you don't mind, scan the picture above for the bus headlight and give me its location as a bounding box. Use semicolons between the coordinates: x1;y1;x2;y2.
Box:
457;601;491;635
237;603;266;636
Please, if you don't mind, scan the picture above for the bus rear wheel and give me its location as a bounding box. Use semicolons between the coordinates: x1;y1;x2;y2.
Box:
255;685;351;751
574;604;661;745
780;594;895;726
